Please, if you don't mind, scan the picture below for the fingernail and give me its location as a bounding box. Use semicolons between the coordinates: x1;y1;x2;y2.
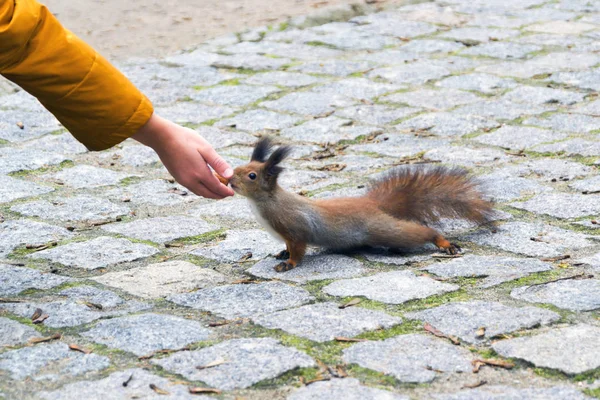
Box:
224;168;233;178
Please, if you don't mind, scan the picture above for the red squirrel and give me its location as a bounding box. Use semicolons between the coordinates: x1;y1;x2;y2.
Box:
217;137;494;272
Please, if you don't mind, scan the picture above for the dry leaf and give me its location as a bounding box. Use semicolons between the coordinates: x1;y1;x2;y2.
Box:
84;301;103;310
305;376;331;385
31;308;43;321
339;298;361;309
29;333;61;344
424;323;460;345
462;380;487;389
232;279;258;284
238;252;253;262
196;359;228;370
313;163;346;172
188;387;222;395
32;314;49;324
208;320;231;327
149;384;170;395
165;242;184;248
475;327;486;339
69;344;92;354
540;255;570;262
472;358;514;372
334;336;367;342
0;298;25;303
16;121;24;129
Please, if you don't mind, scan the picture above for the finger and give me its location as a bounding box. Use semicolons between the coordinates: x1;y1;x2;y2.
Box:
195;158;235;198
198;145;233;179
186;181;225;200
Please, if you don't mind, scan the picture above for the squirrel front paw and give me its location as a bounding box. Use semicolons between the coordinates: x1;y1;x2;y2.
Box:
274;261;296;272
274;250;290;260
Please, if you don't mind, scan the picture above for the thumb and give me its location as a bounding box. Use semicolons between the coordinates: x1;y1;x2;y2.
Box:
199;145;233;178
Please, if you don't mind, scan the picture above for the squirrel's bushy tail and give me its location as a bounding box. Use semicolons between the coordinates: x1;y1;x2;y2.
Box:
367;166;494;225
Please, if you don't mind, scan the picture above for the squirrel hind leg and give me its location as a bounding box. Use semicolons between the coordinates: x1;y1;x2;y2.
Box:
368;219;461;254
274;241;306;272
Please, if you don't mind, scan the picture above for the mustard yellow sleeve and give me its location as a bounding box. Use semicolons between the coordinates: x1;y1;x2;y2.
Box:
0;0;153;151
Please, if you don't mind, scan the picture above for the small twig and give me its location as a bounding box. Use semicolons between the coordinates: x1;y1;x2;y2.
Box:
540;255;570;262
525;273;593;289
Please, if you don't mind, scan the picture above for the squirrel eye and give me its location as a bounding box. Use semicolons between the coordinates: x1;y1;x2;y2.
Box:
248;172;257;180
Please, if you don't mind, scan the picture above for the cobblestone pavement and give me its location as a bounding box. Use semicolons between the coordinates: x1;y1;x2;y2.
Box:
1;0;600;399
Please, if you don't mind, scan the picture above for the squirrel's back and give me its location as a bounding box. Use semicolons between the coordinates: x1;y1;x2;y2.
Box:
366;165;494;225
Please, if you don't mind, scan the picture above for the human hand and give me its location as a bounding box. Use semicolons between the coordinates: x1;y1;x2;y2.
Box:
132;114;234;199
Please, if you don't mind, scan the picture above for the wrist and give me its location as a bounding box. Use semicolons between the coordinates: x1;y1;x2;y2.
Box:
131;113;172;150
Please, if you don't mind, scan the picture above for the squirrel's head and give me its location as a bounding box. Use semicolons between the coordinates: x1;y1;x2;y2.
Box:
229;136;292;199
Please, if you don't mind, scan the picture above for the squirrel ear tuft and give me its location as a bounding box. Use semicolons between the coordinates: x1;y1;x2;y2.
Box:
251;136;273;163
265;145;292;177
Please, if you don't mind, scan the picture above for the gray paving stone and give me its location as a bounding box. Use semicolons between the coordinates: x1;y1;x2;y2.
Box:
383;89;480;111
513;158;593;181
323;270;458;304
526;21;597;34
454;99;552;120
18;132;87;155
278;169;340;191
211;53;292;70
194;125;256;149
100;143;161;167
407;301;560;344
82;313;210;356
352;15;439;38
0;109;61;142
30;236;159;269
478;171;551;202
0;342;109;380
288;377;408;400
0;89;45;110
0;265;71;296
253;302;401;342
188;197;254;221
0;219;73;258
435;73;517;94
248;254;366;282
0;296;149;328
533;138;600;157
399;3;468;26
503;86;586;106
215;109;301;132
425;146;511;167
191;229;282;262
511;192;600;219
356;50;420;66
368;63;451;85
122;62;239;88
169;281;313;319
101;216;218;244
424;255;552;288
0;147;68;175
433;386;592;400
0;317;38;346
525;113;600;133
477;53;600;78
154;102;235;124
281;116;380;144
465;221;594;257
359;249;431;265
312;30;401;51
570;175;600;193
261;92;355;116
335;105;420;126
351;134;450;158
38;368;202;400
244;71;323;87
223;40;342;60
440;27;520;43
342;334;473;383
493;324;600;374
106;179;194;206
461;42;542;59
576;252;600;270
573;99;600;116
289;59;375;77
191;85;279;107
548;70;600;91
48;165;132;189
473;125;567;150
312;78;402;101
153;338;314;390
59;285;126;308
511;279;600;311
10;196;129;222
400;39;465;54
397;112;499;137
93;260;228;299
515;33;592;48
